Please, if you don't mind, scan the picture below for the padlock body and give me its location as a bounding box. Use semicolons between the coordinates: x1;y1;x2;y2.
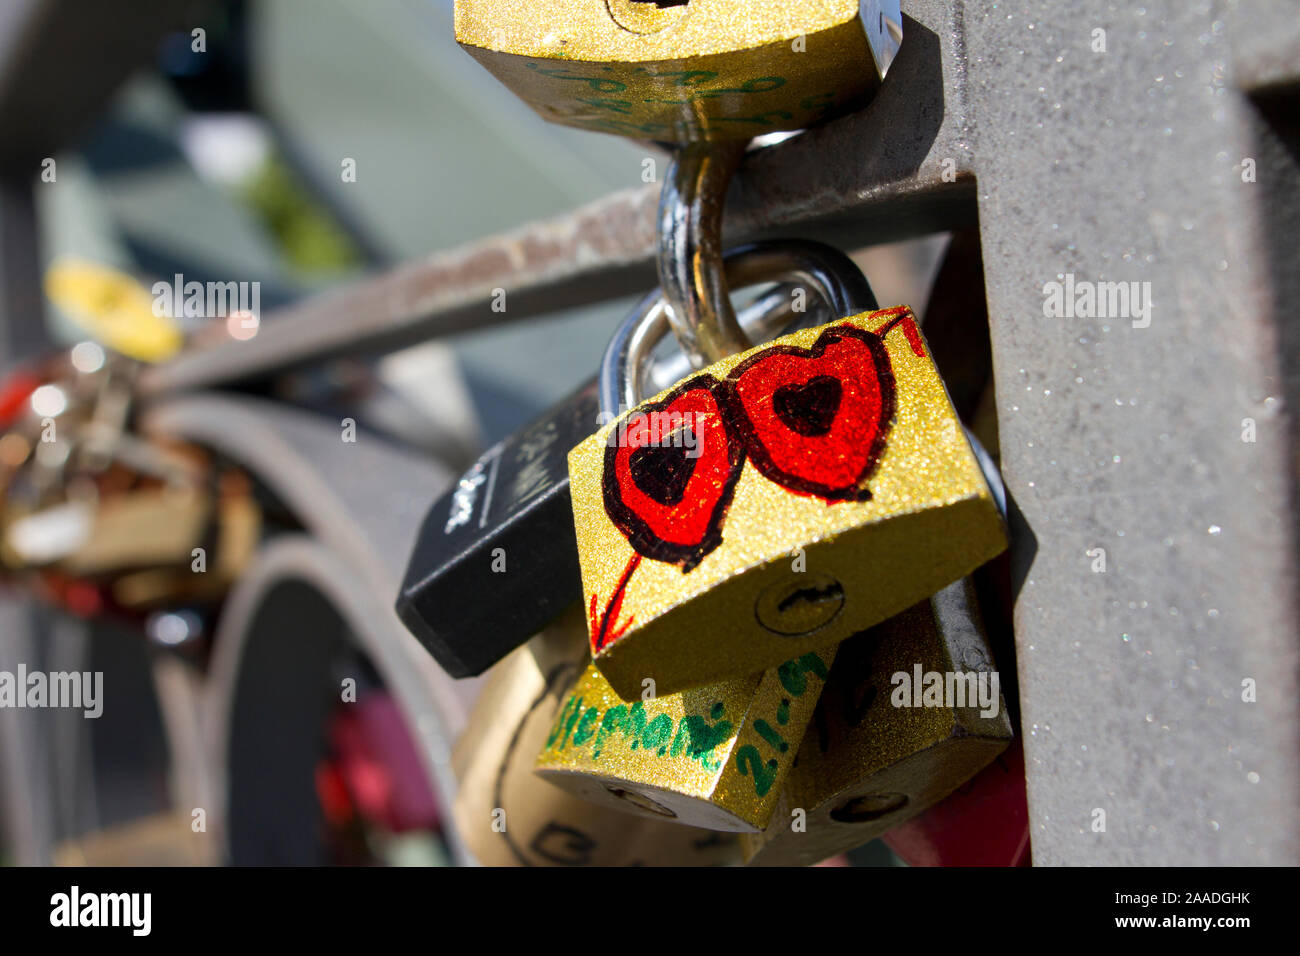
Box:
569;307;1007;698
111;489;261;608
534;644;834;832
453;604;740;866
61;487;213;575
397;380;598;678
742;579;1013;866
881;737;1031;866
455;0;882;142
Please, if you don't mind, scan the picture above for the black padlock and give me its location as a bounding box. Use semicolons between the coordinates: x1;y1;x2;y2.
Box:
396;377;599;678
396;284;822;678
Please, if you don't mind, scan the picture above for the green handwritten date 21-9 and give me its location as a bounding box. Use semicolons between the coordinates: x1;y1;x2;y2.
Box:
735;652;829;797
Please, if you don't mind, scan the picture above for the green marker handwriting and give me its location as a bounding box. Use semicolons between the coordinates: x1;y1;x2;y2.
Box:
544;696;732;772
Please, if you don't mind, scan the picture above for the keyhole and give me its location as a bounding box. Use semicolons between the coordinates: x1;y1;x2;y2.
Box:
605;786;677;817
830;792;909;823
607;0;691;34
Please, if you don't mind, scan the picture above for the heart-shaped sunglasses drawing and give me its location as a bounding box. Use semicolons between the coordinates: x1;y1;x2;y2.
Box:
591;311;925;650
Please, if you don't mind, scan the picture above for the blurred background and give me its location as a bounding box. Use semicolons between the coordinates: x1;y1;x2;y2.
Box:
27;0;945;444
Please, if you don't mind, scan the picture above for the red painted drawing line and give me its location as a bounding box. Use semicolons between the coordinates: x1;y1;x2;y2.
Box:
590;552;643;652
872;308;926;357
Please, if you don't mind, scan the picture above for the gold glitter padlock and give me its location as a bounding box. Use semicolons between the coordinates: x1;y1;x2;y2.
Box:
453;605;740;866
741;579;1013;866
454;0;902;142
569;304;1008;699
534;644;834;832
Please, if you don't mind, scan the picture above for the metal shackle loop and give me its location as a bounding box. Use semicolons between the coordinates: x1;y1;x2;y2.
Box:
657;141;749;367
645;280;828;399
964;429;1008;521
601;284;801;423
601;238;879;417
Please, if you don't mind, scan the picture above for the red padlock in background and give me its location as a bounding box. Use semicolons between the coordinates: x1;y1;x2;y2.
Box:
325;692;441;834
883;737;1030;866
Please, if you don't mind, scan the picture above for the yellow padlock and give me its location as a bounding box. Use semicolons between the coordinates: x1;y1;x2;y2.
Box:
58;486;213;576
741;579;1013;866
453;605;740;866
569;305;1007;699
44;259;183;364
534;643;834;832
454;0;902;142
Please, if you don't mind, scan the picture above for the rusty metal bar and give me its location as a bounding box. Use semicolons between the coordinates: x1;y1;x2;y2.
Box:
138;13;973;396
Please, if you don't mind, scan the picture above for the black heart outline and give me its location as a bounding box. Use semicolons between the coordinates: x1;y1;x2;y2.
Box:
719;324;896;501
628;438;697;505
601;374;745;572
773;375;843;437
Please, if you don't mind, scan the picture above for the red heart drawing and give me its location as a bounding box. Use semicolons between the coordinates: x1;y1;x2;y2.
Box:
722;324;896;501
602;375;744;571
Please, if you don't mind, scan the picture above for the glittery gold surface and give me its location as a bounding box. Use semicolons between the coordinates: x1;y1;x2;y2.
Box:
741;580;1012;866
569;308;1009;699
452;605;741;866
534;644;834;832
454;0;877;141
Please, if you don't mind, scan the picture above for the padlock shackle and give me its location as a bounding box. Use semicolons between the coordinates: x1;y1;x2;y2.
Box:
723;239;878;319
964;428;1008;521
601;238;878;416
657;141;749;367
646;280;832;400
601;279;811;420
